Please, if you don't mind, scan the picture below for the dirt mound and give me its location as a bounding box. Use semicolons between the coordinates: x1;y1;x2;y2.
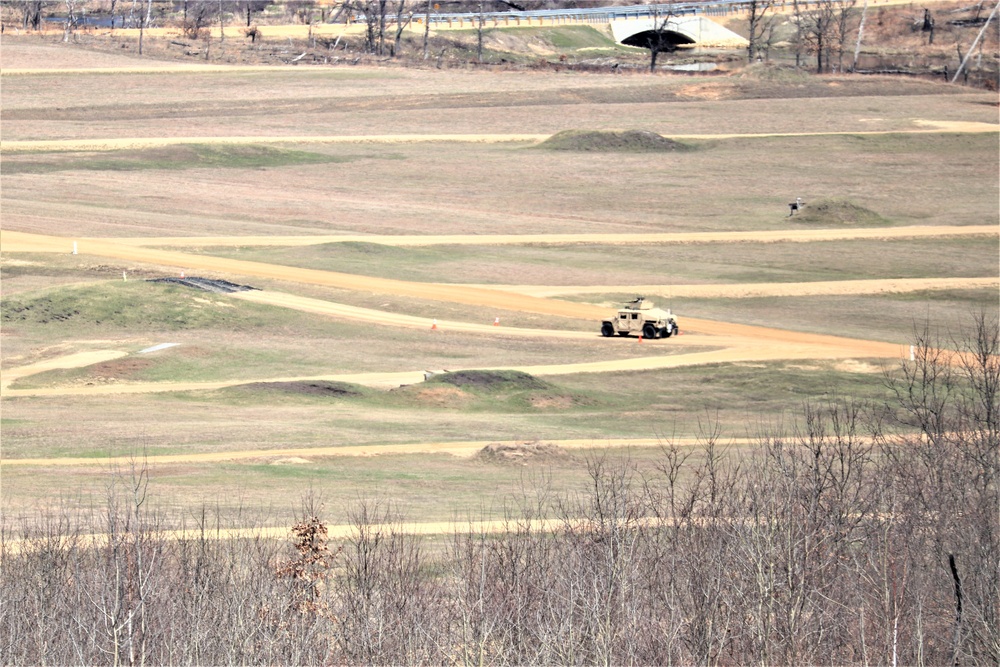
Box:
80;357;155;383
477;441;569;464
537;130;690;153
794;199;889;226
429;370;552;391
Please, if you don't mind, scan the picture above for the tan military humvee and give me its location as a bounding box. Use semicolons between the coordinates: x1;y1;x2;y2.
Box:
601;297;678;339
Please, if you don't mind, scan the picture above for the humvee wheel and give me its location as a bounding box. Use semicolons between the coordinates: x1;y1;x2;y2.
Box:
663;325;674;338
601;322;615;337
643;323;657;340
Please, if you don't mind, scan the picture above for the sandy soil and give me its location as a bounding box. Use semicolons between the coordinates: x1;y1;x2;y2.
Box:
2;121;996;153
3;437;719;467
1;230;934;347
0;350;128;390
480;277;1000;298
4;517;602;554
0;227;985;399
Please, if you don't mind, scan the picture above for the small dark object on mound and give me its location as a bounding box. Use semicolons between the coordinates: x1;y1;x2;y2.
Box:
148;277;258;293
428;370;551;391
793;198;888;226
242;381;365;397
538;130;690;153
477;441;568;465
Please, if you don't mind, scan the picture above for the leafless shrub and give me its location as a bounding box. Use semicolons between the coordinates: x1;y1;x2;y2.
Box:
2;317;996;665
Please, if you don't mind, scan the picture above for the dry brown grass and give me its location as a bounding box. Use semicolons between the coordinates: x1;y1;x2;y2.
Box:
1;39;996;530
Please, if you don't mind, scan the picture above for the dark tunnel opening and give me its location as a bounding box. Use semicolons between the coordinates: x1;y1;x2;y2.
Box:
621;29;697;51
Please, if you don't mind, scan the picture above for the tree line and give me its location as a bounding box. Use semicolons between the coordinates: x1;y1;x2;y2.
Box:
2;314;997;665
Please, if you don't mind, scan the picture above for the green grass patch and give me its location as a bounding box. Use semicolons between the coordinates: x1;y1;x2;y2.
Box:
1;281;296;332
793;198;890;226
0;144;349;175
662;290;999;344
208;237;999;287
384;370;599;413
0;360;916;464
541;25;621;50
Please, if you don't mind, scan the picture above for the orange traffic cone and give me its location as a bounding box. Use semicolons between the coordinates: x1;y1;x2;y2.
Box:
638;334;643;343
494;317;500;326
431;319;438;330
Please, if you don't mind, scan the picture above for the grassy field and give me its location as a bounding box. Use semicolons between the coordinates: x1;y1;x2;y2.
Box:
3;131;998;240
202;236;999;285
1;39;997;532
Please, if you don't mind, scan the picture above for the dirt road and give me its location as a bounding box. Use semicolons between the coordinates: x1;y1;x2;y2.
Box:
1;121;995;154
478;277;1000;298
2;231;918;345
2;227;986;399
2;437;724;467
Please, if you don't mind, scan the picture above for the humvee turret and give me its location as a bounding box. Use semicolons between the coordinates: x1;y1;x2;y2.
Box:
601;297;678;339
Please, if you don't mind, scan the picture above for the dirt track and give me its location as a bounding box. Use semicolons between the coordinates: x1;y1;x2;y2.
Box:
2;121;997;154
2;517;597;553
0;227;952;399
480;276;1000;298
3;437;725;467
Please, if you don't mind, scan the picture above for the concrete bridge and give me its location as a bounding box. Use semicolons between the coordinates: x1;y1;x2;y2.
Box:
414;3;750;50
610;16;749;49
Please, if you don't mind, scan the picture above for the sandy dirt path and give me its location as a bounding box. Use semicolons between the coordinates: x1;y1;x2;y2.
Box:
231;289;735;347
475;277;1000;298
1;341;849;397
1;121;995;153
3;517;613;554
3;231;917;350
2;437;724;467
0;350;127;390
79;225;1000;248
0;230;920;399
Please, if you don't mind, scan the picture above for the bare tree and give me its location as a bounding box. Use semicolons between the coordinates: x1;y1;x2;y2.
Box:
476;0;484;63
747;0;779;62
21;0;43;30
235;0;270;27
422;0;432;59
798;0;857;72
2;316;997;665
646;6;679;73
392;0;413;57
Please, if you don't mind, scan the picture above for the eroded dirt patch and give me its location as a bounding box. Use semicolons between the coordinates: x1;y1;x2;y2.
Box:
83;357;156;383
477;441;569;465
430;369;552;391
409;386;472;407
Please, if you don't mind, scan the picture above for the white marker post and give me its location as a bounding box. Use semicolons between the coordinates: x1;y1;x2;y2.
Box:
72;242;78;255
910;345;915;361
123;271;127;282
